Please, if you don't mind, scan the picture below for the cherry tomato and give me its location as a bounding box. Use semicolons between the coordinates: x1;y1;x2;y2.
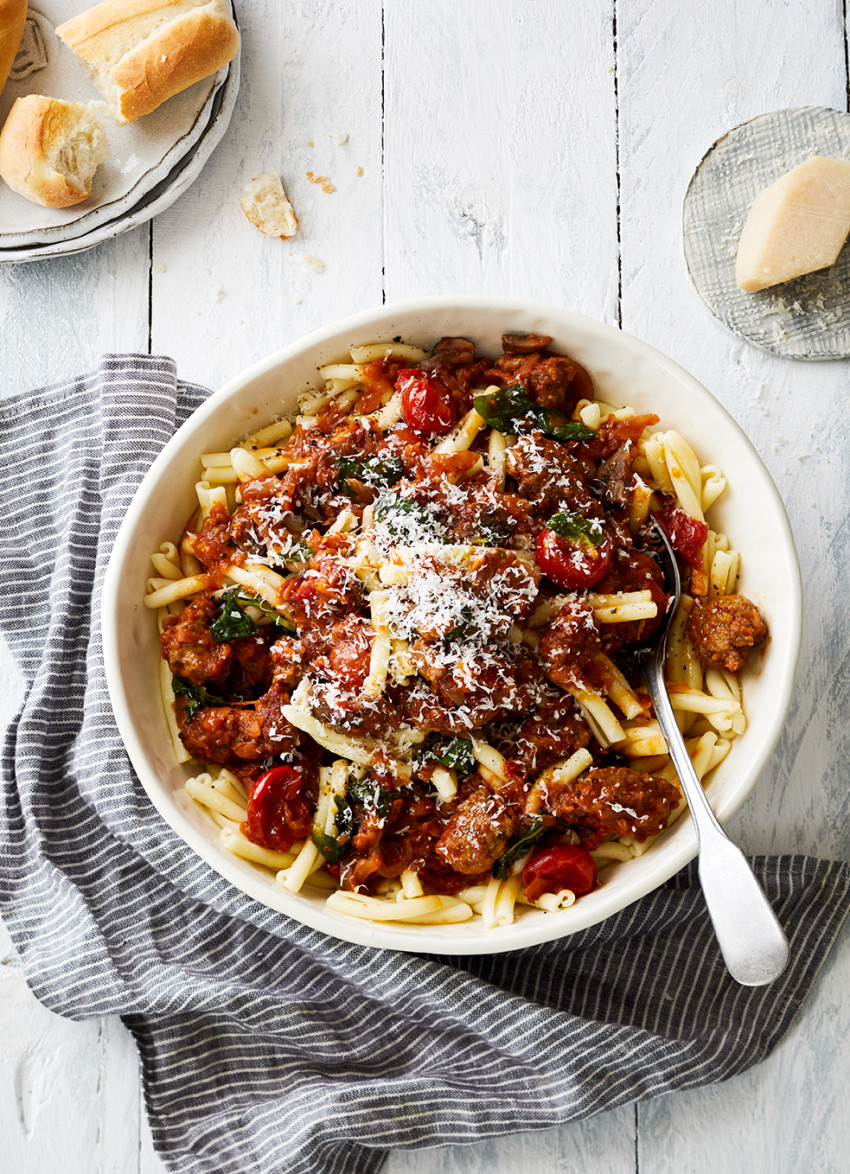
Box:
654;506;708;571
535;527;612;590
523;844;597;902
397;369;456;436
242;765;311;853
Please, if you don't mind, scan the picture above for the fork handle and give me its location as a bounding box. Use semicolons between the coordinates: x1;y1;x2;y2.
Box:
644;661;790;986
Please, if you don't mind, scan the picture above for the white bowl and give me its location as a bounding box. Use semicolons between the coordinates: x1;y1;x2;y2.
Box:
102;297;803;954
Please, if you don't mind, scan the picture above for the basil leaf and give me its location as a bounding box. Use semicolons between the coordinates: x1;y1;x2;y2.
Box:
333;793;355;841
312;781;395;864
474;384;538;434
210;590;259;642
348;777;393;820
312;793;357;863
545;510;605;547
281;541;312;563
434;737;477;775
469;517;514;547
474;383;595;442
171;676;226;722
338;454;405;496
218;587;296;632
443;604;473;642
493;818;548;881
373;492;445;541
538;410;596;442
311;828;345;864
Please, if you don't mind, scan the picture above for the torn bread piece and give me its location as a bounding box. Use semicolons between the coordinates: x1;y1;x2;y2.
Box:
240;171;299;239
0;95;109;208
55;0;240;126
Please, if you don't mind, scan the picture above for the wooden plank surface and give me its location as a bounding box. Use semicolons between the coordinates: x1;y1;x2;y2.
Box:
1;1;848;1171
0;231;149;395
151;0;385;390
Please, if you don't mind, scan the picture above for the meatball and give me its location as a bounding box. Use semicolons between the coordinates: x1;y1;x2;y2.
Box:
310;614;374;694
160;593;231;688
688;594;768;672
542;766;679;850
539;599;602;687
180;683;300;764
494;691;591;776
435;787;519;875
505;433;598;516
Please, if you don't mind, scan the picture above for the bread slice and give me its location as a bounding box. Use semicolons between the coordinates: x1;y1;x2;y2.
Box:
240;171;299;239
0;0;27;99
0;95;110;208
55;0;240;126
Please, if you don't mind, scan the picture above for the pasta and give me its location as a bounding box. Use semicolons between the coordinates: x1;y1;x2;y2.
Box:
146;331;769;929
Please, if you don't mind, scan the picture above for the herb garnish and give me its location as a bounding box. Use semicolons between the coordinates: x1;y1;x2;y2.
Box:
474;383;595;442
211;587;295;637
348;776;394;818
373;492;445;541
493;818;548;880
545;510;605;547
311;778;395;864
281;541;312;564
210;591;259;642
417;735;477;777
433;737;477;775
171;676;226;721
443;604;474;643
337;454;405;496
470;517;514;547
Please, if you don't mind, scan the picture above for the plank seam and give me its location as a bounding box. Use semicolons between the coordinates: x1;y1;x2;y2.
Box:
844;0;850;111
381;4;386;305
613;0;622;328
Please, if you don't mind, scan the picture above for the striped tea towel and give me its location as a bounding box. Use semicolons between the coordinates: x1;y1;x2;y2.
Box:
0;355;848;1174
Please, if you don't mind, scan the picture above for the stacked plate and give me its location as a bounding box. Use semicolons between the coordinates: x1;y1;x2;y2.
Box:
0;3;240;263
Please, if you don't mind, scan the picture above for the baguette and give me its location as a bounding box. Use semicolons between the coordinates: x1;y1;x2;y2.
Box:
55;0;240;126
0;0;27;100
0;95;109;208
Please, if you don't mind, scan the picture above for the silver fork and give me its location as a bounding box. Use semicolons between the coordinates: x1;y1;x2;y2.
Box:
640;524;790;986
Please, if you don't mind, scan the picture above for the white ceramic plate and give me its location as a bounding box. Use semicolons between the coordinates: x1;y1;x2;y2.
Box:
0;1;239;258
103;297;803;955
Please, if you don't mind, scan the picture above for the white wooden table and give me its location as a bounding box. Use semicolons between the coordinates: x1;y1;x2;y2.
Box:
2;3;848;1171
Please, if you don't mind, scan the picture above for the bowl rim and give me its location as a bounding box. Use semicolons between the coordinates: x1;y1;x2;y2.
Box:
102;295;803;954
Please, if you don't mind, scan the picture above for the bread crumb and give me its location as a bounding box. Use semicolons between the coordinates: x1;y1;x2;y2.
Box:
304;255;325;273
307;140;314;147
356;166;363;177
306;170;336;194
240;171;298;239
334;132;349;146
154;262;167;274
213;285;225;302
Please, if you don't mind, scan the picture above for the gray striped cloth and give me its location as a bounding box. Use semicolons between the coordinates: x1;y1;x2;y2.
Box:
0;355;848;1174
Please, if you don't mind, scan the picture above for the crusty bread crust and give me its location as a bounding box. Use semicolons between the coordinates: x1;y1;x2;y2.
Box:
0;0;27;99
0;94;109;208
56;0;240;125
240;172;300;240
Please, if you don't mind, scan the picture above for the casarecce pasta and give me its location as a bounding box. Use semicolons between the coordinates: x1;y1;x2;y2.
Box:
145;332;768;928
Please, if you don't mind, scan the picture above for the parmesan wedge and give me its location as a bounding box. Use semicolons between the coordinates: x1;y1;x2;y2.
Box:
736;156;850;291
